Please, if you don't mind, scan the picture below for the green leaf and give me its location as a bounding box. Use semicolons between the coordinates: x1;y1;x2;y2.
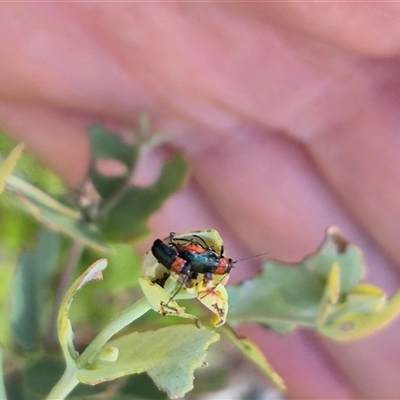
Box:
87;122;188;243
77;325;219;399
227;260;325;329
222;327;286;391
227;226;400;340
9;229;61;349
319;287;400;341
88;125;137;170
0;143;24;194
10;252;40;349
317;262;340;324
6;175;109;252
98;153;188;241
302;226;365;293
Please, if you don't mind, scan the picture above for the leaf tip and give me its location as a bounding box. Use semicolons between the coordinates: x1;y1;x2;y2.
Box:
78;259;108;289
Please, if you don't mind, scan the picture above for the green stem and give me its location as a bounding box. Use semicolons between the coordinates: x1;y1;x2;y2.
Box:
48;297;151;400
45;366;79;400
76;297;151;368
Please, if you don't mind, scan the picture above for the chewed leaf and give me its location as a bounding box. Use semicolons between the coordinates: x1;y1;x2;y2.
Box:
344;283;386;314
57;259;108;364
88;125;137;171
196;282;229;327
319;289;400;341
88;123;188;242
138;276;198;322
227;261;324;327
77;325;219;399
97;153;188;241
228;226;400;340
227;227;363;326
305;226;365;293
0;143;24;194
223;327;286;391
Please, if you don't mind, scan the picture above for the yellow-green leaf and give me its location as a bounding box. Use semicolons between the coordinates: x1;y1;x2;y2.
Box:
138;276;198;322
222;327;286;391
57;259;107;364
319;289;400;341
77;325;219;399
317;263;340;324
0;143;24;194
227;227;366;328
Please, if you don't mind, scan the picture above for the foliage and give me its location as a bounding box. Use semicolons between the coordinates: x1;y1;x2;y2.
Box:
227;226;400;340
1;118;400;400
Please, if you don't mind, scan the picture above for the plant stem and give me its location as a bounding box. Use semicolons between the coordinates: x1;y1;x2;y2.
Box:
76;296;151;368
45;366;79;400
47;297;151;400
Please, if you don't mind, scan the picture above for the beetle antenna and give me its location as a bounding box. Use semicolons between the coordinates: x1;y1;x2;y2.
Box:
232;252;269;265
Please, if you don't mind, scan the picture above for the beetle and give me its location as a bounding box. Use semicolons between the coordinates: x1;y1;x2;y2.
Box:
152;231;268;289
151;239;193;286
151;233;235;286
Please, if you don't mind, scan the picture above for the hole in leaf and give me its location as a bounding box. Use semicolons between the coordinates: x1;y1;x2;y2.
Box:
339;321;354;331
131;147;165;187
95;159;128;177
